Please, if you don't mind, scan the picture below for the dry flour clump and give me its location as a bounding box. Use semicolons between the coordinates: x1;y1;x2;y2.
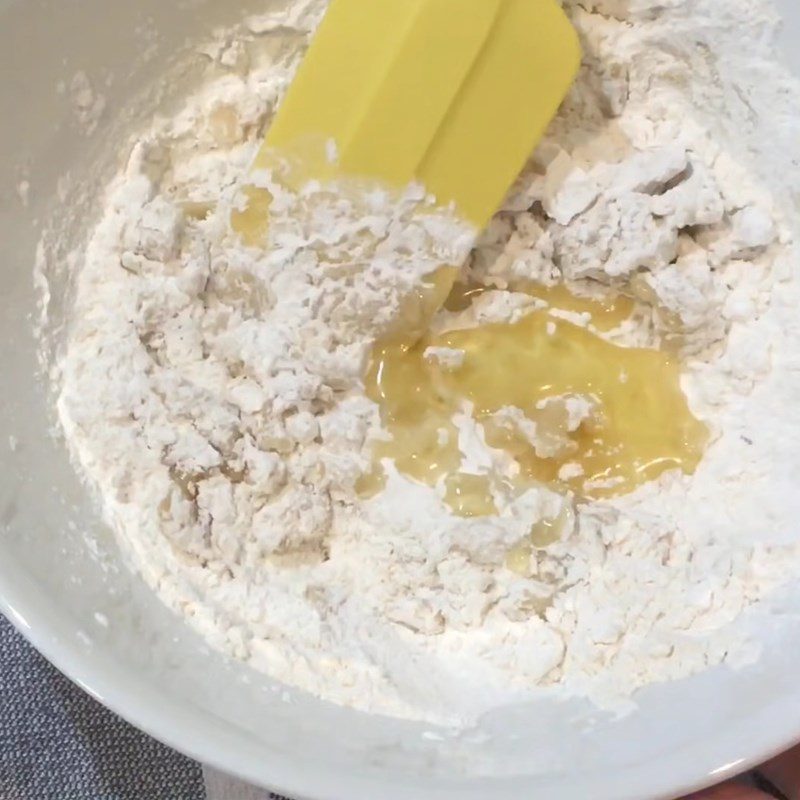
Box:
54;0;800;724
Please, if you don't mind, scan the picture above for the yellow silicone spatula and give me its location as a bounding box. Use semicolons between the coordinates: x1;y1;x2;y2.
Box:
234;0;580;240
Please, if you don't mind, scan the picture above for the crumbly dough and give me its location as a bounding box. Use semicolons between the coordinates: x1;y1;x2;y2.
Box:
50;0;800;725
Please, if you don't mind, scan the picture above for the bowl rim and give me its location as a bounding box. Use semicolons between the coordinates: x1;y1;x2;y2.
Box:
3;566;800;800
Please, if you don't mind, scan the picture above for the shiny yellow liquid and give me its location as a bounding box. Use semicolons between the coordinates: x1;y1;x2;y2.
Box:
361;282;708;514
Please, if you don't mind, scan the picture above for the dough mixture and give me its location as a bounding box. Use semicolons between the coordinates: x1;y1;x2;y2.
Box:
51;0;800;724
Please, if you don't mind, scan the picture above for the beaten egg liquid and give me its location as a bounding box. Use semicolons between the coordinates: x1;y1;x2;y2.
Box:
360;278;707;516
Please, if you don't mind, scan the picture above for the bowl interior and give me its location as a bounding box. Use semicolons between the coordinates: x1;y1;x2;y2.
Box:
2;1;800;798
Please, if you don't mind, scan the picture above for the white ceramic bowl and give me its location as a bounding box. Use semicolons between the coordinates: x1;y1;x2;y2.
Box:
2;2;800;798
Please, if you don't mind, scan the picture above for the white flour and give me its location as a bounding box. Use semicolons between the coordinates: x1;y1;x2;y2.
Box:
51;0;800;725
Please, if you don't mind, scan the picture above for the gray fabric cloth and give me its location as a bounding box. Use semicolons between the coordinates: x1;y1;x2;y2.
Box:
0;613;205;800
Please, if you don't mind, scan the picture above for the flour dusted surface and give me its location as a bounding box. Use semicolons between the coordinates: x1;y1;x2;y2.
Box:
54;0;800;725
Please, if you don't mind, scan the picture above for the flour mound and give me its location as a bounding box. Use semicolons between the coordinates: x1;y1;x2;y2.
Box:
53;0;800;725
